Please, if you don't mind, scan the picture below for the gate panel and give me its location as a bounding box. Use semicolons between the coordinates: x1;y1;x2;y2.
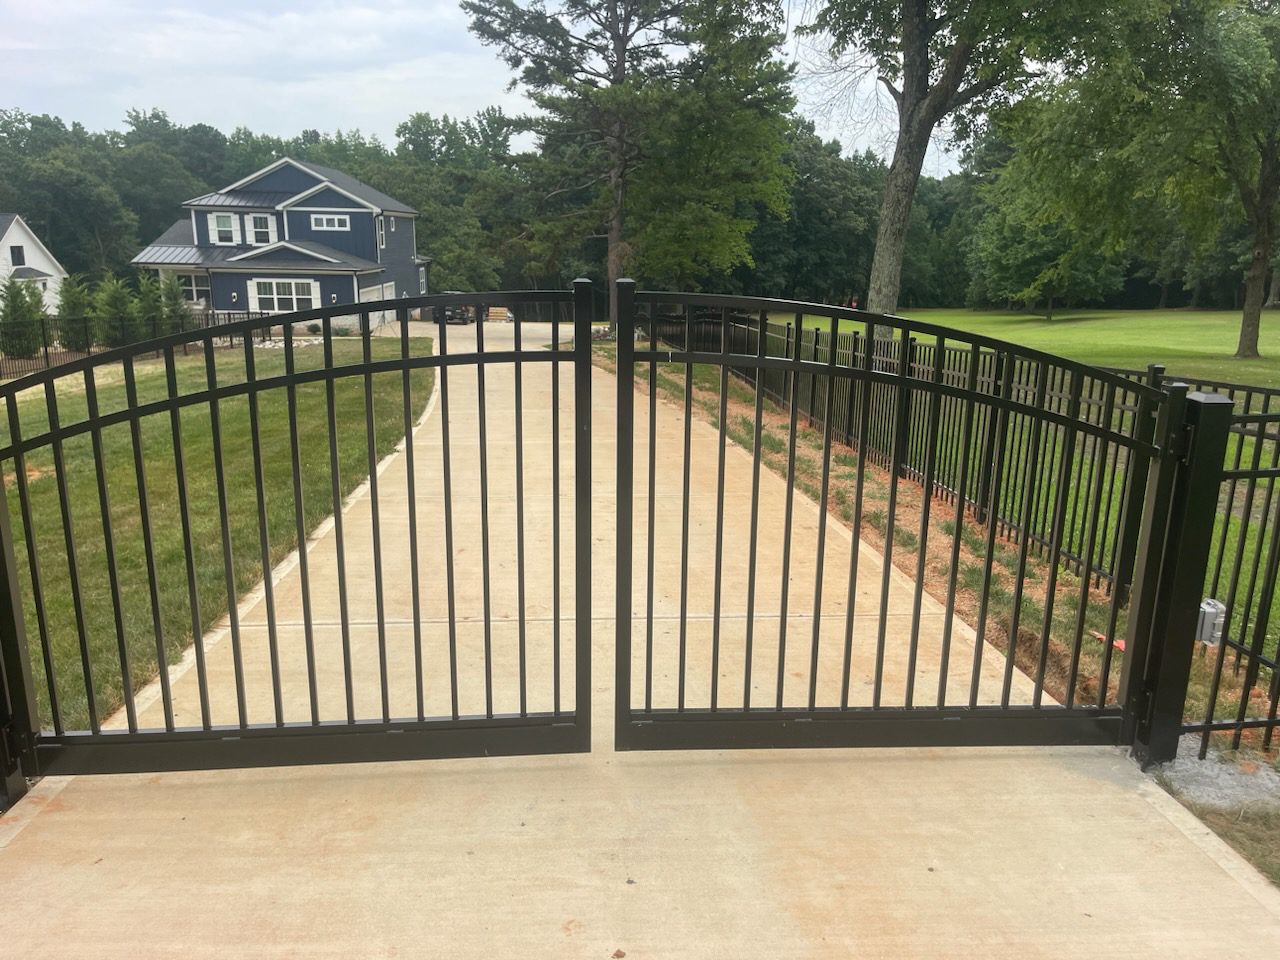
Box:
0;285;593;780
614;283;1169;751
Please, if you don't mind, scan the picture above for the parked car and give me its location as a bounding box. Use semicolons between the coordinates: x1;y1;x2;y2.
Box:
439;293;485;324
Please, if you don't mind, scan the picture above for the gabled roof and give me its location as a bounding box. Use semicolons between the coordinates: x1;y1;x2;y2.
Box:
292;160;417;215
227;241;340;264
0;213;69;278
202;157;416;215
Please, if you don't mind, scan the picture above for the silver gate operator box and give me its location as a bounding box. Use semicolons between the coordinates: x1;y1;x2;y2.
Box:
1197;598;1225;646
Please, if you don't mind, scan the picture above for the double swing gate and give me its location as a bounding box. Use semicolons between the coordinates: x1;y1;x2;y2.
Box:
0;281;1235;804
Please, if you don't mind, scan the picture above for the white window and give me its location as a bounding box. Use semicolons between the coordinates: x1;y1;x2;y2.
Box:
311;214;350;231
208;212;241;245
248;214;277;246
389;216;396;232
376;215;386;249
418;266;427;294
176;273;211;303
250;278;315;314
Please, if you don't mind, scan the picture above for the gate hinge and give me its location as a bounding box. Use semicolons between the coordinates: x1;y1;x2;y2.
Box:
0;721;36;773
1167;423;1192;462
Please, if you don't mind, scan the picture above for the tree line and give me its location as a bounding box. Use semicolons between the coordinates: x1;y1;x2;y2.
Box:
0;0;1275;355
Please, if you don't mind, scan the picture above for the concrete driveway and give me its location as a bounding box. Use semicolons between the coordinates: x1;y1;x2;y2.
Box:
2;320;1279;958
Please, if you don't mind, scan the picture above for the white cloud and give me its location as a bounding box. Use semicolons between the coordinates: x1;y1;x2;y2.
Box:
1;0;957;174
0;0;532;138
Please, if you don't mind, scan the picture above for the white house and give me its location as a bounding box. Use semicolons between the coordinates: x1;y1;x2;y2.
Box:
0;213;69;313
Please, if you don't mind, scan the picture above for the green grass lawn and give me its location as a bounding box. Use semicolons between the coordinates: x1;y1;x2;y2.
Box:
3;337;434;732
776;307;1280;387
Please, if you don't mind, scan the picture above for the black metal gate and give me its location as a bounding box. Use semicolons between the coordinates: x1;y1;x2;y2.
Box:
612;283;1228;754
0;284;595;796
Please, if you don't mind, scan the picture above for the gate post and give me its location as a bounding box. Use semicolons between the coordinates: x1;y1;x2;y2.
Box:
1122;390;1233;765
572;279;594;749
614;279;636;747
0;474;38;807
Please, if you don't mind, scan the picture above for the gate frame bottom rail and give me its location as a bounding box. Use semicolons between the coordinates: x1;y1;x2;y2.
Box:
615;707;1122;752
32;715;587;776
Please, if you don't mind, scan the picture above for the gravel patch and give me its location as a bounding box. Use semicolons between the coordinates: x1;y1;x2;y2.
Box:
1152;733;1280;811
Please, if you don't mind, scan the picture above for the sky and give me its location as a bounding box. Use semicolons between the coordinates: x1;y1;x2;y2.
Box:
0;0;958;175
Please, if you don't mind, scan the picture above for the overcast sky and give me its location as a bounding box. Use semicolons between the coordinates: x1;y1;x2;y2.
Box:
0;0;957;175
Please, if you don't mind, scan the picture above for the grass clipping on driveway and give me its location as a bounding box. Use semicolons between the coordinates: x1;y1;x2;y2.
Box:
3;337;434;732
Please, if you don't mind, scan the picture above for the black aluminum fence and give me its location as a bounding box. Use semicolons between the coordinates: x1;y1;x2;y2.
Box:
1109;368;1280;756
616;288;1223;756
0;311;272;381
0;288;593;801
650;313;1158;597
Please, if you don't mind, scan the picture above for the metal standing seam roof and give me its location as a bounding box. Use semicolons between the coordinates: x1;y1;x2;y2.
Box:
185;190;298;209
131;222;384;273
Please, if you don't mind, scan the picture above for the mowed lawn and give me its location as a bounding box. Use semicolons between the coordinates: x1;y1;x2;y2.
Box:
893;308;1280;387
774;307;1280;387
2;337;434;732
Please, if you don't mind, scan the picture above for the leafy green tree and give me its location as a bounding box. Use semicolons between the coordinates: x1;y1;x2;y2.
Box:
464;0;794;323
1004;0;1280;356
94;276;139;349
803;0;1129;315
0;276;43;359
56;274;94;352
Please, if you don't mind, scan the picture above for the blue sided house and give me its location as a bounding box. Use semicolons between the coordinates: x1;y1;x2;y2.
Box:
132;157;430;314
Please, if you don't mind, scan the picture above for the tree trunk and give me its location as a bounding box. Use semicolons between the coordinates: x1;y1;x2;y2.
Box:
1045;293;1054;322
866;128;930;317
1158;281;1169;309
1235;164;1276;359
607;164;624;333
1266;264;1280;308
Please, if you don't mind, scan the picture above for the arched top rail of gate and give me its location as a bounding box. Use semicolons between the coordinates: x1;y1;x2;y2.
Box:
627;288;1167;456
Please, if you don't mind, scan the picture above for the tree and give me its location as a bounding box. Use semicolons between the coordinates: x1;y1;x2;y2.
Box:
135;274;164;341
1004;1;1279;356
56;274;94;352
94;276;139;349
0;276;43;359
159;273;192;336
804;0;1121;315
464;0;793;323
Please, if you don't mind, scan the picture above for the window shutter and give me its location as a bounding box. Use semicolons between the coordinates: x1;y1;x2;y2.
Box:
268;217;278;244
232;217;243;245
206;213;218;243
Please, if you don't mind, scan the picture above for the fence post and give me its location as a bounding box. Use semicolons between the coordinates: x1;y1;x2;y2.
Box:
40;316;51;371
0;472;39;808
1122;390;1233;764
614;278;637;747
573;278;594;751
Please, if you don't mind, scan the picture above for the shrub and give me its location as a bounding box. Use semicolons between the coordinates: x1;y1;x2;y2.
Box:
307;323;322;335
332;325;351;337
0;275;44;359
159;274;192;337
94;276;141;349
135;275;164;342
57;275;95;352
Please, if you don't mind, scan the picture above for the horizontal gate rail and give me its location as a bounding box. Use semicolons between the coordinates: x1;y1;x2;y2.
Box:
0;287;592;788
615;284;1167;752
